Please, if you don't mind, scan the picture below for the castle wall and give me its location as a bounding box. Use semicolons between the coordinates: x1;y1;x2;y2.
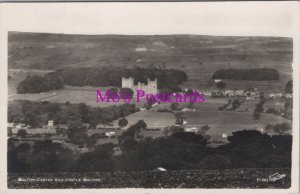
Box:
122;77;157;94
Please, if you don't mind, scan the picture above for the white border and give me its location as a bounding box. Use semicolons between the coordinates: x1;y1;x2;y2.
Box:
0;2;299;194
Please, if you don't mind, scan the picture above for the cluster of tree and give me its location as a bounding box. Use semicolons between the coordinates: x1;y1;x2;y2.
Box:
219;99;232;111
170;102;180;111
17;73;64;94
253;96;266;120
118;120;147;143
8;100;136;128
229;99;242;111
265;108;282;116
118;118;129;129
265;122;291;135
216;81;226;90
219;99;242;111
284;98;293;120
285;80;293;94
8;129;291;173
8;139;74;173
174;112;186;126
284;81;293;120
212;68;280;81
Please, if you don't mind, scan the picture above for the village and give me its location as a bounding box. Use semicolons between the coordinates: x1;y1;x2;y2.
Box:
7;74;293;155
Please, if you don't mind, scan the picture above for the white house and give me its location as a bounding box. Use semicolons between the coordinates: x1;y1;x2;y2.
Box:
224;90;235;97
235;90;245;96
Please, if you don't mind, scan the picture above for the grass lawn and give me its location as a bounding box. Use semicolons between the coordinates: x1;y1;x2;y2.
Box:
113;111;176;129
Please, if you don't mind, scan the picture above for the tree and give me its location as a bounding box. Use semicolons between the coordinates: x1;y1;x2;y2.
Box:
67;120;88;145
253;111;260;120
216;81;226;90
264;124;274;132
198;154;231;169
185;89;194;95
159;88;172;101
69;132;89;146
120;120;147;140
119;88;134;99
273;123;291;135
78;103;90;123
107;87;119;99
196;125;210;136
221;130;275;168
29;140;75;172
118;118;128;129
7;142;31;173
174;112;185;126
285;80;293;94
73;143;115;172
17;129;27;138
136;120;147;129
170;102;179;111
163;125;184;136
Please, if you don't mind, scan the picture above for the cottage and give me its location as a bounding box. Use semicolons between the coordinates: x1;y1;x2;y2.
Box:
246;96;255;100
182;108;192;112
269;93;276;98
224;90;235;97
140;107;147;111
203;91;212;96
275;93;283;98
105;131;116;137
212;89;223;97
285;94;293;99
250;92;258;98
222;133;228;138
235;90;245;96
184;127;198;132
48;120;54;127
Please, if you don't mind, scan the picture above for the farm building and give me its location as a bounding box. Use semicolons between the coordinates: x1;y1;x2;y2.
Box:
235;90;245;96
203;91;212;96
224;90;235;97
212;90;223;97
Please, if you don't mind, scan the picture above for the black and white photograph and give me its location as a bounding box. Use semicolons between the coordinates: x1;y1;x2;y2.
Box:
0;1;299;193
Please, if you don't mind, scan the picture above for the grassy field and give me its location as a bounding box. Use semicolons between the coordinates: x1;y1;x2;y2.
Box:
8;168;291;188
183;111;291;141
112;111;176;129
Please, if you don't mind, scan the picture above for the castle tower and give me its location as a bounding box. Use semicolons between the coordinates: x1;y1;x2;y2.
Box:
147;78;157;94
121;77;157;95
122;77;134;88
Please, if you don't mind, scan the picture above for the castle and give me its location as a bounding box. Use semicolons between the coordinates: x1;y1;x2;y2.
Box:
122;77;157;95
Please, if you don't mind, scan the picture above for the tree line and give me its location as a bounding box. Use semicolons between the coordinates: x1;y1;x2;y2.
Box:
17;72;64;94
212;68;280;81
17;67;188;93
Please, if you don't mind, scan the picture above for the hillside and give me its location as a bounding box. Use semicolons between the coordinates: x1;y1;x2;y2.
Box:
8;31;293;89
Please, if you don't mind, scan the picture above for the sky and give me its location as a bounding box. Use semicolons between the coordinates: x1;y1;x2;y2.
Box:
0;2;299;37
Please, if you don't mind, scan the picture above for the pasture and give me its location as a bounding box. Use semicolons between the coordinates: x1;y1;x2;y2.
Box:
113;111;176;129
183;111;292;142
